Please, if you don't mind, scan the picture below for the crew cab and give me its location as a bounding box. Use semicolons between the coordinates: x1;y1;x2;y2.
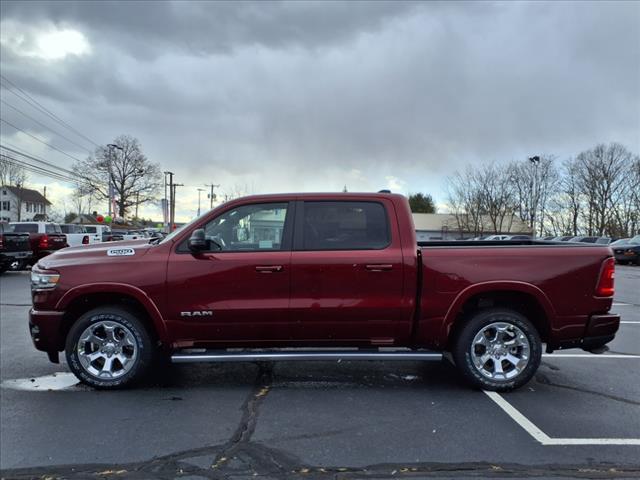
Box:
0;222;32;273
10;222;68;267
29;193;620;391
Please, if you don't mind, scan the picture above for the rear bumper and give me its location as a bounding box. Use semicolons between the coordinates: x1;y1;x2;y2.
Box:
0;251;32;266
29;308;65;354
550;313;620;352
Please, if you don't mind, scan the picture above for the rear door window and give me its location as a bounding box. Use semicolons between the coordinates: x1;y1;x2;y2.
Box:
299;201;390;250
46;224;62;234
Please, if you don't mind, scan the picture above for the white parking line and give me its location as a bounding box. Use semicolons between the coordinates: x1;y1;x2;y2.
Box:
621;321;640;324
613;303;630;306
484;391;640;446
543;354;640;359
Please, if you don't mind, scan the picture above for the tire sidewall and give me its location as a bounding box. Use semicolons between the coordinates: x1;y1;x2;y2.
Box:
453;308;542;392
65;307;153;389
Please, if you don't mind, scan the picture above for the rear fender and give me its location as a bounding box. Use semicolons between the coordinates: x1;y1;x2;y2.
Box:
442;281;556;340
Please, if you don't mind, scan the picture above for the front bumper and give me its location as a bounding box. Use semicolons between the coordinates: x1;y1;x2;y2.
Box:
614;251;638;263
29;308;65;355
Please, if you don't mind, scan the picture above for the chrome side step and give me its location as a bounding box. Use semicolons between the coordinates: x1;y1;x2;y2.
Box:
171;349;443;364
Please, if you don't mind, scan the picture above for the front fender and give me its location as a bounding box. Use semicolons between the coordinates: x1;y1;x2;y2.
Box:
56;282;169;344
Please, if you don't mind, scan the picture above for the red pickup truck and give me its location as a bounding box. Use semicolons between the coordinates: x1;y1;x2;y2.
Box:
29;193;620;391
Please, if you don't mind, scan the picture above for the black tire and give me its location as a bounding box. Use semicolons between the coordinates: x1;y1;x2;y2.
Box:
65;306;155;389
452;308;542;392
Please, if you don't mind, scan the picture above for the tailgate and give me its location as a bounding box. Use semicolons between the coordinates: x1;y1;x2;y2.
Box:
2;233;31;252
48;234;68;249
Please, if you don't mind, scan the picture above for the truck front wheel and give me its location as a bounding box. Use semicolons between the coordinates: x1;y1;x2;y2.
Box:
452;308;542;391
65;307;154;389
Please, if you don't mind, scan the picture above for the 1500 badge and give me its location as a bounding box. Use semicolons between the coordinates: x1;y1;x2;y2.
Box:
107;247;135;257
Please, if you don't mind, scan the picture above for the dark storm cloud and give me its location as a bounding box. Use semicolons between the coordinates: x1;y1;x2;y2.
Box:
1;1;639;218
0;0;426;57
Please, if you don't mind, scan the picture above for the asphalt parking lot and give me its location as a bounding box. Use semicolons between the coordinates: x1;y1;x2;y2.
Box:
1;267;638;479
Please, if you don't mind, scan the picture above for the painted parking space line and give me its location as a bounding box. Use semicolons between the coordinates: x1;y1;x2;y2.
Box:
484;391;640;446
542;354;640;359
621;321;640;324
613;303;631;306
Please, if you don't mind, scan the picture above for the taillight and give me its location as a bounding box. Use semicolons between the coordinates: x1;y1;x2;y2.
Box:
82;235;89;245
38;235;49;249
595;257;615;297
0;235;4;250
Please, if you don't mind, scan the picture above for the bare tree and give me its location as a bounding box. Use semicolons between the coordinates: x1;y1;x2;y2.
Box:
508;156;557;236
0;156;28;187
446;166;486;237
575;143;634;236
73;135;162;218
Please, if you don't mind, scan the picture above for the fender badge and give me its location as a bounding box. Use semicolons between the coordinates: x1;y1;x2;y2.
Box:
107;247;135;257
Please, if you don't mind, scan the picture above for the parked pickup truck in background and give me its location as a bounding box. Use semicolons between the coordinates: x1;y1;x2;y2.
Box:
0;221;32;273
29;193;620;391
10;222;68;267
60;224;94;247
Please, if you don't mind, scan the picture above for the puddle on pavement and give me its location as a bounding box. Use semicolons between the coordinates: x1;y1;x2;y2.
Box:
1;372;80;391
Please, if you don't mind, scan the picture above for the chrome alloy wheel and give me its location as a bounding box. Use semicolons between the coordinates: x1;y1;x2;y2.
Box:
470;322;531;380
76;321;138;379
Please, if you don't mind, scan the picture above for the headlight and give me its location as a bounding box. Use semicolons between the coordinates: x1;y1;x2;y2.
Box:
31;269;60;290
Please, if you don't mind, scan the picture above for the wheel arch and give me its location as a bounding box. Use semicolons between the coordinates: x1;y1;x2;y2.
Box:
56;284;168;350
444;282;555;348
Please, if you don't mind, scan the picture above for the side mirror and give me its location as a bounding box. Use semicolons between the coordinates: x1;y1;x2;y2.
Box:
188;229;207;252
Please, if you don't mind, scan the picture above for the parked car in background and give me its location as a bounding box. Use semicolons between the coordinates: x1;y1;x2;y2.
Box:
504;235;532;240
484;234;510;240
9;222;67;266
552;236;575;241
0;222;32;273
111;229;149;241
542;236;556;241
569;236;599;243
595;237;615;245
60;224;93;247
81;224;111;242
612;235;640;265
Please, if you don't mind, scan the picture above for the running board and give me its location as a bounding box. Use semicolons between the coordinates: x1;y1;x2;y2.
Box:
171;349;443;364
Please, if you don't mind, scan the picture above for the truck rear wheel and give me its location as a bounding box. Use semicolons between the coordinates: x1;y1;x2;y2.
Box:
452;308;542;391
65;307;154;389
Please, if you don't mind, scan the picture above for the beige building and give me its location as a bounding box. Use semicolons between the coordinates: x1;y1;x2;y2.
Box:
412;213;532;241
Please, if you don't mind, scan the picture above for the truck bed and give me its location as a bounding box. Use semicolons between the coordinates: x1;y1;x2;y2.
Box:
416;241;615;350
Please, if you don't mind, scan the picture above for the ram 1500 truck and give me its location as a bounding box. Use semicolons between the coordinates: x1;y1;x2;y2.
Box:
29;193;620;390
0;222;32;273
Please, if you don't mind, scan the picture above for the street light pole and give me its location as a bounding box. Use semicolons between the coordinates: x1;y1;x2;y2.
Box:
528;155;541;237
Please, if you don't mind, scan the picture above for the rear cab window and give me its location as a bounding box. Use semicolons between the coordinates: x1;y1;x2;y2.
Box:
46;224;62;234
10;223;37;233
297;201;391;251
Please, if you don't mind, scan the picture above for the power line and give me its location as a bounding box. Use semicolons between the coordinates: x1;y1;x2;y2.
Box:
0;142;77;177
0;74;100;149
0;153;85;185
0;117;86;164
0;99;93;154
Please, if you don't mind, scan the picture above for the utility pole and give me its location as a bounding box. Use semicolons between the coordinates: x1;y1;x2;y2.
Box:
164;171;174;232
197;188;205;217
107;144;123;217
134;191;140;220
204;183;220;209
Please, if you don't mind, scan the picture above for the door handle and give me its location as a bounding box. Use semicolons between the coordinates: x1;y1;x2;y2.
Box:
255;265;284;273
365;264;393;272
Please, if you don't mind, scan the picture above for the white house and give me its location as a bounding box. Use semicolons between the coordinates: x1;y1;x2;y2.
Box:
0;186;51;222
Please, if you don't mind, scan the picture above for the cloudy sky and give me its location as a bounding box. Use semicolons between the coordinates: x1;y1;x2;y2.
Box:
1;0;638;222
